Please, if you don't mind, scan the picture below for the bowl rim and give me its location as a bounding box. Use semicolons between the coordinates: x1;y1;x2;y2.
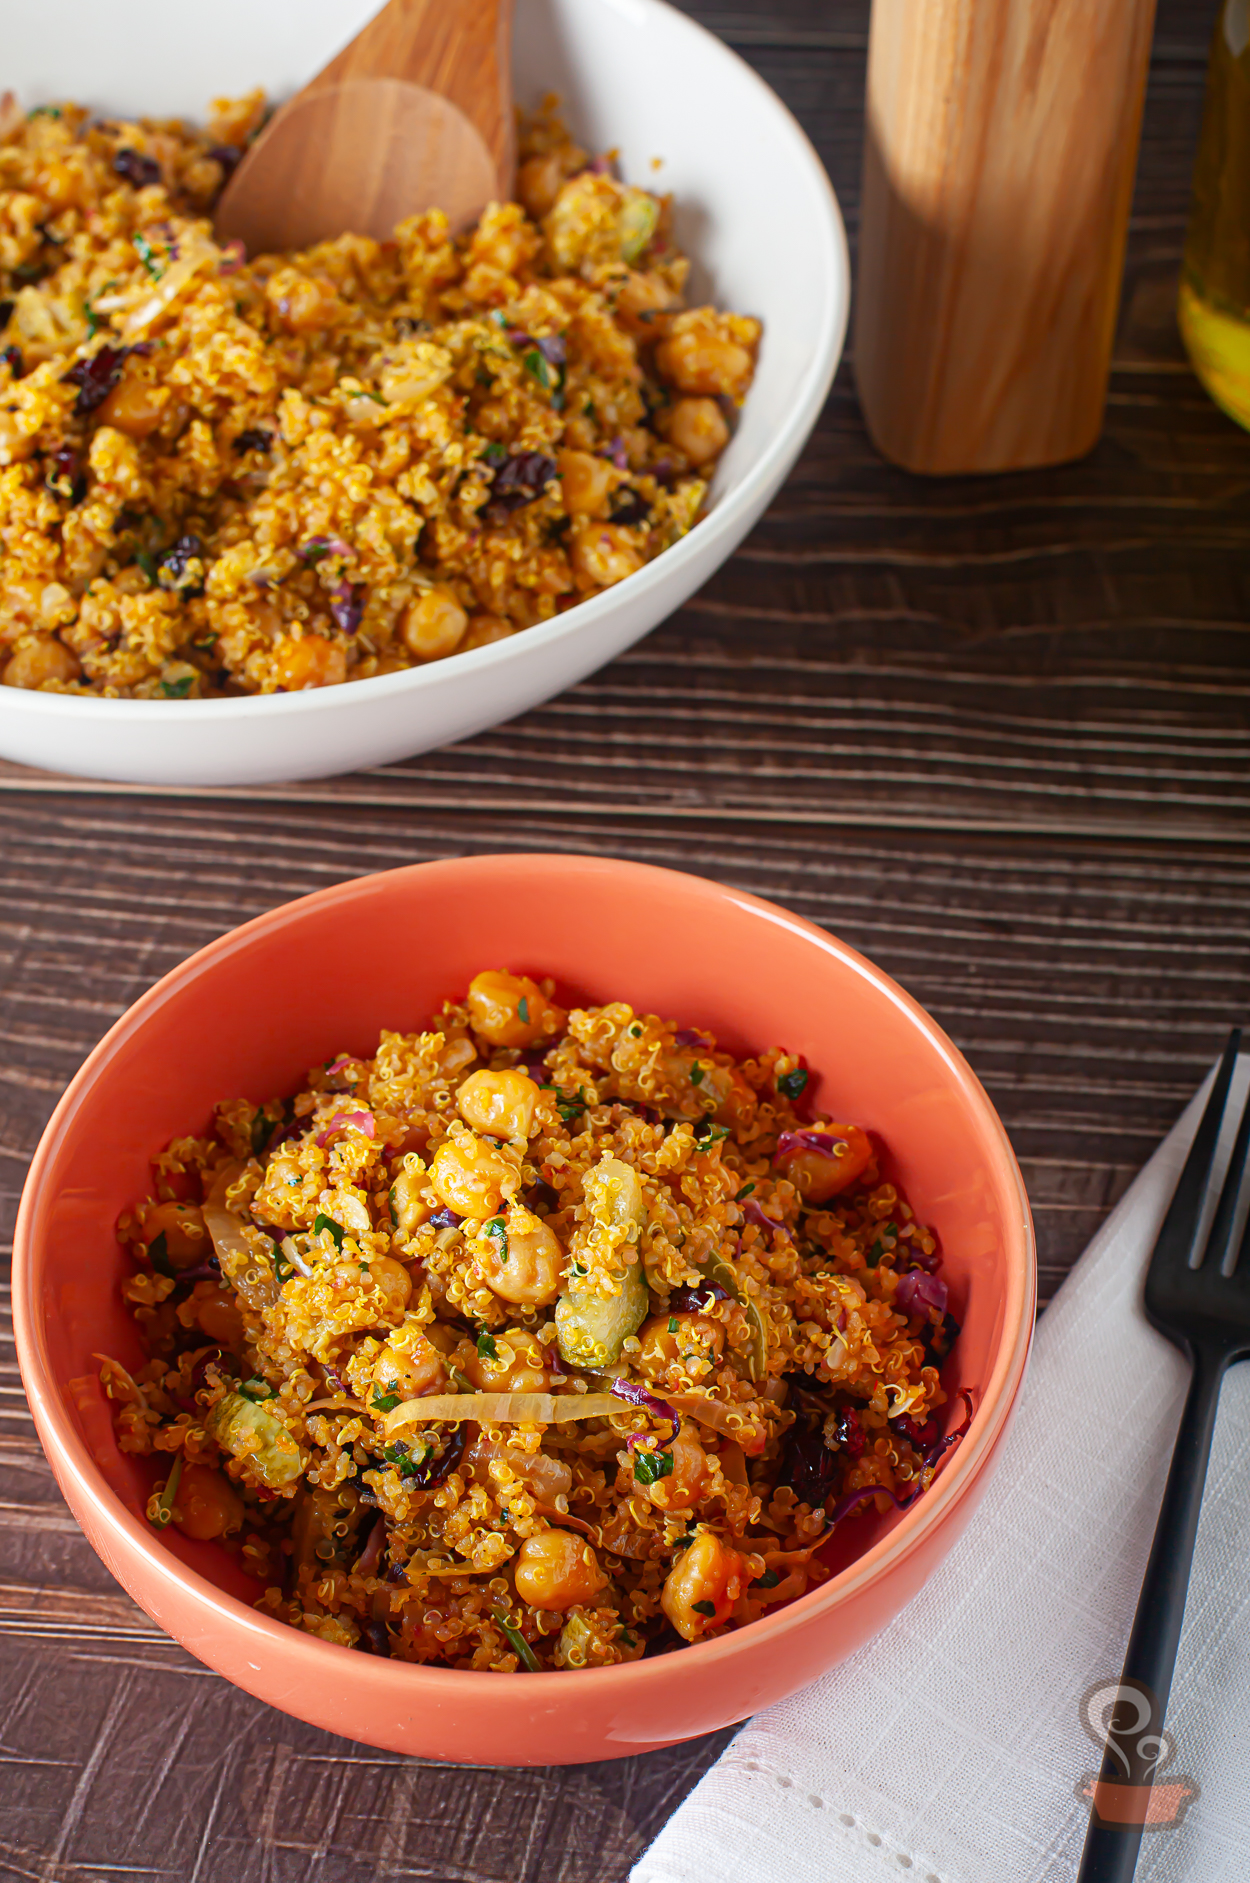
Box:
0;0;849;728
13;854;1035;1701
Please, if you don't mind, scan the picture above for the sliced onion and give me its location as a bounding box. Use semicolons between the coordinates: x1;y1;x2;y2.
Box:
611;1377;679;1448
203;1204;259;1263
384;1384;762;1444
316;1109;375;1149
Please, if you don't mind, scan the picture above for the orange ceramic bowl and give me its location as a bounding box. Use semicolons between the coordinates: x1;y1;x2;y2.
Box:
13;855;1034;1765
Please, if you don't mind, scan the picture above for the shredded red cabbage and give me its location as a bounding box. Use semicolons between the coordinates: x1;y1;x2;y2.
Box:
742;1198;790;1237
232;427;273;454
429;1206;463;1229
895;1269;948;1318
486;450;557;519
46;441;86;506
406;1422;466;1489
297;535;351;563
891;1412;937;1450
315;1109;375;1148
611;1377;679;1449
206;143;243;181
330;579;364;634
62;344;132;415
602;436;630;471
775;1128;849;1159
828;1482;912;1524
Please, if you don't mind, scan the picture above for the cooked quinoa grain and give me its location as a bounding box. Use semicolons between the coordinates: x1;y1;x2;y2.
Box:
0;94;759;698
102;973;967;1669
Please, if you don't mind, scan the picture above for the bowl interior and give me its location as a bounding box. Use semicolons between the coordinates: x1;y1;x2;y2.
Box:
27;856;1027;1611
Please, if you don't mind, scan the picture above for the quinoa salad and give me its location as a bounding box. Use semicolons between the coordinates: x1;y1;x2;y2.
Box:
100;971;968;1671
0;93;759;697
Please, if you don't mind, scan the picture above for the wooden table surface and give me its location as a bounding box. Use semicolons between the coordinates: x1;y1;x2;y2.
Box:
4;2;1249;1876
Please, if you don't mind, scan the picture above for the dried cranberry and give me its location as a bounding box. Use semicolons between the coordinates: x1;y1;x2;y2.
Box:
0;299;13;330
62;343;129;415
833;1406;866;1458
668;1282;731;1314
232;428;273;454
206;143;243;181
158;533;205;594
779;1424;838;1506
113;148;162;189
610;488;651;527
892;1412;938;1451
2;344;24;378
45;442;86;506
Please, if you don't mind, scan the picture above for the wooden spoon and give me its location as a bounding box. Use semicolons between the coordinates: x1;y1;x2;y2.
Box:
214;0;515;258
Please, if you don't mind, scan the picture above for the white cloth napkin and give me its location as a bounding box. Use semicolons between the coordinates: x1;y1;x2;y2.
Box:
634;1061;1250;1883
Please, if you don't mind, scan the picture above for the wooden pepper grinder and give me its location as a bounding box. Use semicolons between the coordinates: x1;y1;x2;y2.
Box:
854;0;1158;475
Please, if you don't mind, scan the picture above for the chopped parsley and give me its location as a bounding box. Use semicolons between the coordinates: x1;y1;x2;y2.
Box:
476;1332;498;1360
384;1438;430;1479
690;1599;717;1618
522;348;551;390
629;1023;643;1037
147;1452;183;1529
693;1120;729;1145
777;1067;808;1101
497;1615;541;1671
633;1448;673;1486
388;1187;398;1228
481;440;506;465
250;1109;272;1155
689;1062;704;1086
755;1568;781;1589
159;675;194;699
28;105;62;119
133;231;163;280
517;995;530;1024
238;1377;272;1402
271;1243;296;1284
484;1218;509;1263
135;550;159;586
371;1390;401;1413
735;1183;756;1201
668;1316;679;1334
313;1212;345;1252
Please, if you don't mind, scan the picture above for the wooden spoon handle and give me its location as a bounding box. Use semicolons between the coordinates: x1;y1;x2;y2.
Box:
314;0;515;185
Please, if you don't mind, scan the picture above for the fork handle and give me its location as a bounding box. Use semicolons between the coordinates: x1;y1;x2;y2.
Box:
1076;1343;1228;1883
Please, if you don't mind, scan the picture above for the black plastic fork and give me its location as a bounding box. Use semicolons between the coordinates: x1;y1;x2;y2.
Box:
1078;1028;1250;1883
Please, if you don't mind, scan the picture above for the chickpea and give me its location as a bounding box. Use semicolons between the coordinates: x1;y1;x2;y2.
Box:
457;1067;541;1141
461;613;513;651
656;319;754;399
475;1204;563;1308
514;1529;608;1610
776;1122;873;1203
273;633;347;691
467;969;564;1048
558;447;616;517
660;395;729;467
517;151;563;221
390;1165;432;1238
569;522;643;591
644;1423;707;1509
661;1528;747;1640
429;1131;518;1218
461;1327;551;1392
140;1202;208;1271
97;373;170;439
2;638;81;689
41;160;80;211
637;1310;724;1379
373;1335;446;1403
365;1255;413;1317
400;586;468;661
195;1285;245;1349
265;267;341;333
173;1463;246;1541
614;270;680;339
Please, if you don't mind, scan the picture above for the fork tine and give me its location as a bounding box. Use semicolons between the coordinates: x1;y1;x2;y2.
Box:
1151;1027;1242;1273
1203;1068;1250;1276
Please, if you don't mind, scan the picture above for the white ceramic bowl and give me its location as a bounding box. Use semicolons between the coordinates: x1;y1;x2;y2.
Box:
1;0;847;786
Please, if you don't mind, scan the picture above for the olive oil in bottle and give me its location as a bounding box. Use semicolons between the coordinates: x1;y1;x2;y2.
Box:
1179;0;1250;428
